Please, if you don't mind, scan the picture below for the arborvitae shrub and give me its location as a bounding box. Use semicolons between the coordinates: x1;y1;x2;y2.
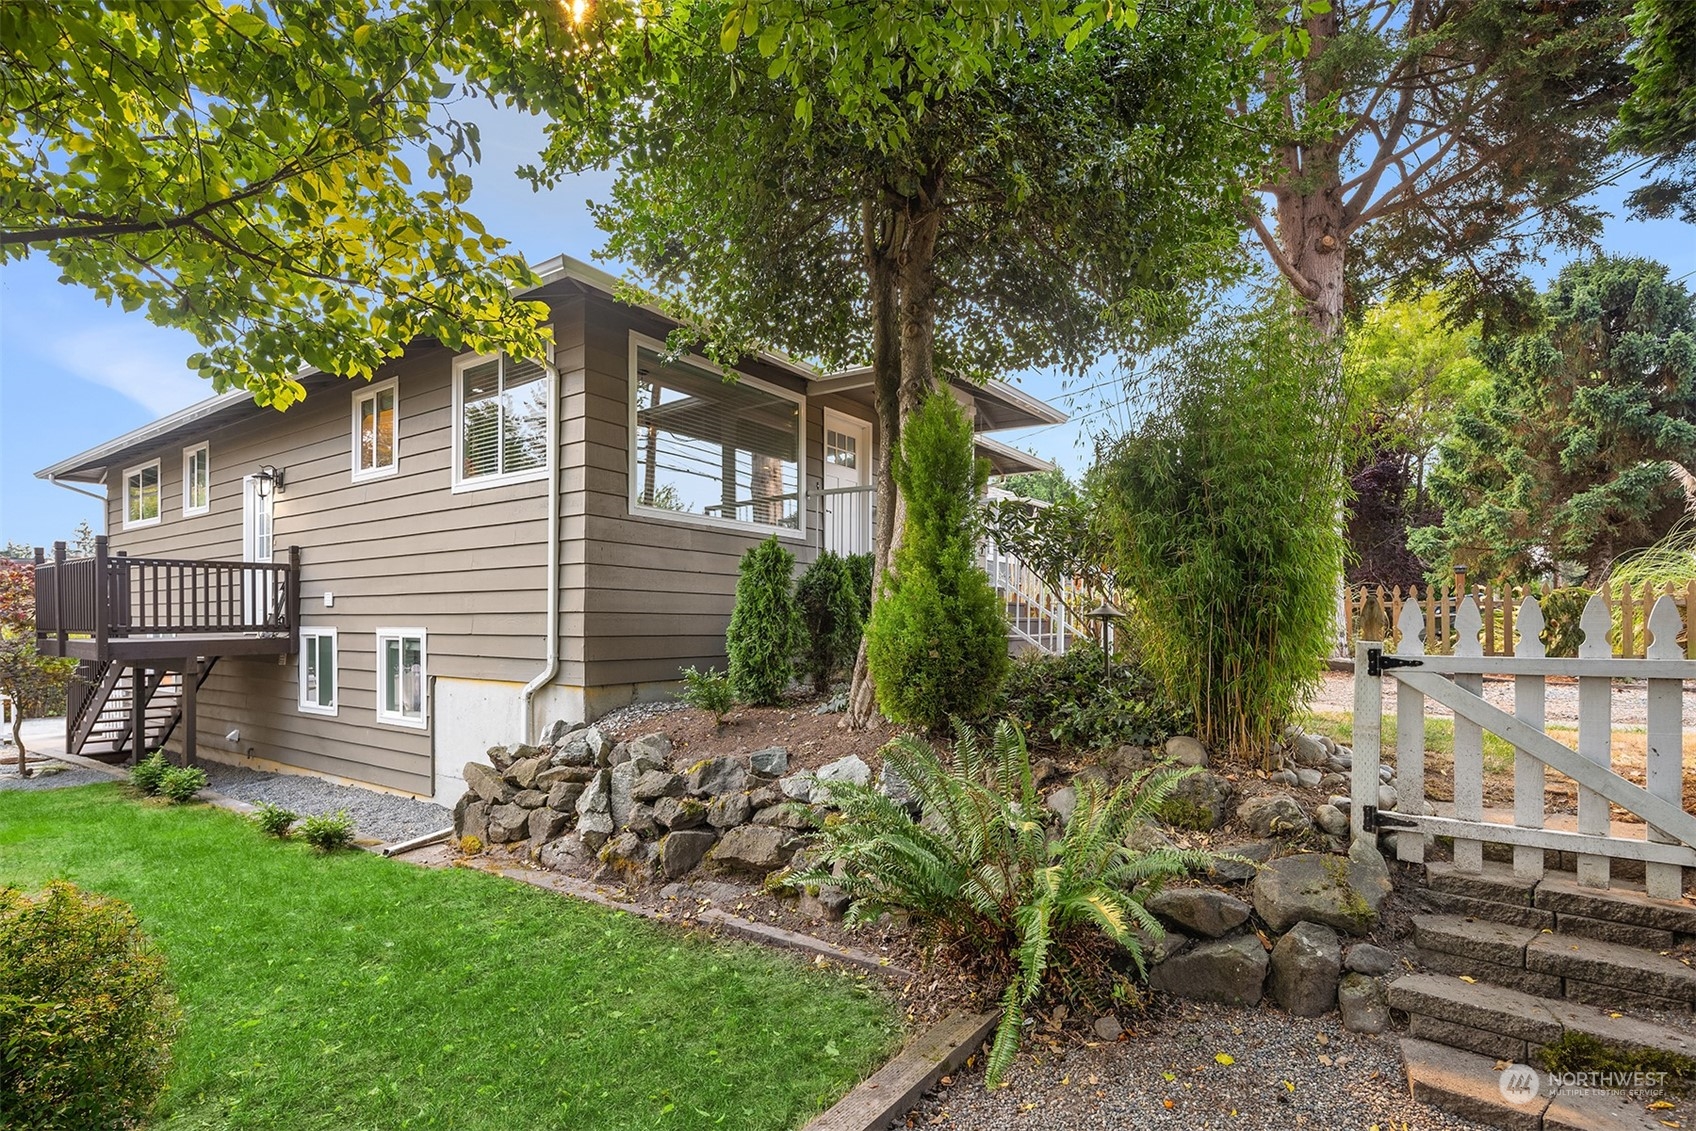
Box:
865;392;1010;729
0;882;177;1130
844;552;874;621
725;536;803;704
795;552;863;694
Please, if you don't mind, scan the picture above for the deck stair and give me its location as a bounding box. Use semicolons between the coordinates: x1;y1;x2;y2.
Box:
68;660;217;762
1390;859;1696;1129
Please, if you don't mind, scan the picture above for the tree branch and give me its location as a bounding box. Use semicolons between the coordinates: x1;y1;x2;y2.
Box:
1250;213;1319;299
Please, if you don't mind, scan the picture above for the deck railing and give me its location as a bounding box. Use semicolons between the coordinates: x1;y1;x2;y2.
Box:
34;536;299;657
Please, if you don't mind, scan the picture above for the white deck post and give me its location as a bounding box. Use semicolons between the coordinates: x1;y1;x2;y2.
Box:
1512;596;1548;881
1645;596;1686;900
1394;599;1427;864
1451;597;1485;874
1352;640;1383;848
1576;595;1614;889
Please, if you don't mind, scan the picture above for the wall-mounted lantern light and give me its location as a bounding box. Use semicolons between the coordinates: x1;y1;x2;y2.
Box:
255;464;285;498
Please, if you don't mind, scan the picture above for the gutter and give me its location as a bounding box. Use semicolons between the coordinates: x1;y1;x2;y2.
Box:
48;475;107;507
519;350;563;742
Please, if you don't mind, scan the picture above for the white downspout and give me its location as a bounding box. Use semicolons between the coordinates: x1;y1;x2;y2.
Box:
49;475;108;511
520;353;562;743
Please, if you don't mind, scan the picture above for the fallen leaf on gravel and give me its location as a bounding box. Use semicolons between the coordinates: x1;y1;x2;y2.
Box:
1650;1101;1675;1110
1087;1074;1100;1085
1494;1060;1511;1071
1163;1099;1175;1109
1316;1032;1329;1045
1163;1072;1177;1082
1318;1055;1333;1067
1284;1080;1295;1092
1458;975;1477;984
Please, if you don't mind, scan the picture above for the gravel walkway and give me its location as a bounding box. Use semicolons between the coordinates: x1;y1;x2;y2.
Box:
200;764;452;844
1308;668;1696;728
0;759;118;791
896;1000;1489;1131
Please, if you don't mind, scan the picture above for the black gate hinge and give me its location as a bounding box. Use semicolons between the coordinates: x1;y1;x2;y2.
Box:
1366;650;1424;678
1360;805;1419;833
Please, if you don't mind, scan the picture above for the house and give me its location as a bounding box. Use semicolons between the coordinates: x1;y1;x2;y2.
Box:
31;255;1066;803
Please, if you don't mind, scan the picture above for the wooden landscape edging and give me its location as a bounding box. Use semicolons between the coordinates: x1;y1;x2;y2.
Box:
799;1009;1000;1131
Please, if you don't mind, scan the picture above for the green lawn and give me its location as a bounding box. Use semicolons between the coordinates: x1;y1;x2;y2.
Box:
0;785;901;1130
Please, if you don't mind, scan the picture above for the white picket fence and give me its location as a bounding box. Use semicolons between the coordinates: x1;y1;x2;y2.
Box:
1353;592;1696;897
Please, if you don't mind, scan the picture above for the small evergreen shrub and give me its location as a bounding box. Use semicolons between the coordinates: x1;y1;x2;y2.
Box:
795;552;864;694
156;765;208;803
844;552;874;621
678;665;736;724
865;392;1010;730
298;811;356;851
999;644;1190;751
725;536;803;705
129;750;169;796
792;719;1211;1085
0;882;177;1130
1540;586;1595;657
250;800;298;838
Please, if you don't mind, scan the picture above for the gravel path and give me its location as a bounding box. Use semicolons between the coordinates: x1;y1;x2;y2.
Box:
1308;668;1696;728
590;699;689;735
200;764;452;843
895;1000;1490;1131
0;760;118;791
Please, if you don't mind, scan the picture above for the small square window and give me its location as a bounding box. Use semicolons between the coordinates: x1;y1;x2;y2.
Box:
375;628;427;728
123;460;161;529
183;442;210;516
299;628;337;716
353;379;398;480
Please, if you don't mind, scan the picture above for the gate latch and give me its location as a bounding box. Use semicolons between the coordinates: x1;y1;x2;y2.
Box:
1360;805;1419;833
1366;650;1424;678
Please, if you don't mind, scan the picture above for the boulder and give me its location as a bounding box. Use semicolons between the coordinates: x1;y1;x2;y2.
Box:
1269;921;1341;1017
528;807;570;844
546;781;587;811
654;795;709;831
1237;795;1307;838
582;725;614;762
458;798;490;842
1145;888;1252;939
1092;1015;1124;1041
462;762;512;804
799;885;850;921
551;734;596;768
749;746;790;777
487;803;530;844
540;719;581;745
536;765;596;789
778;773;815;801
598;831;655;877
809;755;871;803
1345;943;1397;976
877;762;918;808
1099;745;1151;782
1318;772;1350;794
1163;736;1209;768
1208;840;1275;884
1126;821;1178;856
492;742;541;771
1251;839;1392;935
1159;770;1233;831
539;831;592;872
1289;733;1329;768
508;756;547;790
625;803;660;838
685;756;749;798
707;793;752;829
609;759;666;827
512;789;548;809
626;733;673;763
1046;786;1078;825
1377;784;1399;812
1131;926;1192;966
1338;972;1390;1034
576;769;611;820
1271;769;1300;788
747;785;783;810
753;804;816;830
631;769;684;802
577;810;613;851
1295;768;1323;790
607;742;630;767
1148;935;1268;1006
1313;803;1349;837
659;830;717;879
710;825;798;875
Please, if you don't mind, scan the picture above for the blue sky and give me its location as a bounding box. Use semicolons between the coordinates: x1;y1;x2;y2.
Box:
2;103;1692;550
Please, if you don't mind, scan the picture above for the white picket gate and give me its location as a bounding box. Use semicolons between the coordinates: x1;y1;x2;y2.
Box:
1352;592;1696;898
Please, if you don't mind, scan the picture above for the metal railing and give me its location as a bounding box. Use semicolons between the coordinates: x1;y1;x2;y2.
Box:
823;484;875;557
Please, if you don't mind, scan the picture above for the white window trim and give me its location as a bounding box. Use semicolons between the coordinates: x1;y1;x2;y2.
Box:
297;627;339;717
351;377;400;482
181;442;210;517
450;345;554;494
626;331;808;541
374;627;428;730
122;459;162;530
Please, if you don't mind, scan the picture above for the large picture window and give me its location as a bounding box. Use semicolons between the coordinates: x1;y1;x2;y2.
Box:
453;351;549;488
123;460;161;529
630;340;803;533
353;379;397;480
375;628;426;728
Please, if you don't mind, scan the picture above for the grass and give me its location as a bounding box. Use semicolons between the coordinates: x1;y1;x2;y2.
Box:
1299;709;1522;775
0;785;902;1130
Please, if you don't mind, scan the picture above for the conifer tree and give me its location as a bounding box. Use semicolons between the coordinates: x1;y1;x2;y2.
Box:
795;553;862;696
725;536;803;705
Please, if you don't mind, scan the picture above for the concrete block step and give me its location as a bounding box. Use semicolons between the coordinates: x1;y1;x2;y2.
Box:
1414;914;1541;966
1535;873;1696;937
1402;1038;1679;1131
1425;859;1539;907
1525;932;1696;1005
1387;973;1696;1062
1417;886;1556;929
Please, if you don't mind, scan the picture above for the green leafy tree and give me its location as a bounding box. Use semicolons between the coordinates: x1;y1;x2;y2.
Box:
794;553;862;695
1249;1;1642;337
865;393;1009;730
1617;0;1696;222
1094;302;1349;760
725;536;803;705
491;0;1258;726
1409;257;1696;585
0;560;76;777
995;468;1079;506
1;0;549;406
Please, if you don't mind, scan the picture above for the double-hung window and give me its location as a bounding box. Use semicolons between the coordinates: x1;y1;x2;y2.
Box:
298;628;337;716
123;460;161;529
182;442;210;516
375;628;427;728
453;351;550;489
353;379;398;480
629;338;803;534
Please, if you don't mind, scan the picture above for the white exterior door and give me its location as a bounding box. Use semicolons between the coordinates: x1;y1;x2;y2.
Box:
822;411;872;556
241;476;274;625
